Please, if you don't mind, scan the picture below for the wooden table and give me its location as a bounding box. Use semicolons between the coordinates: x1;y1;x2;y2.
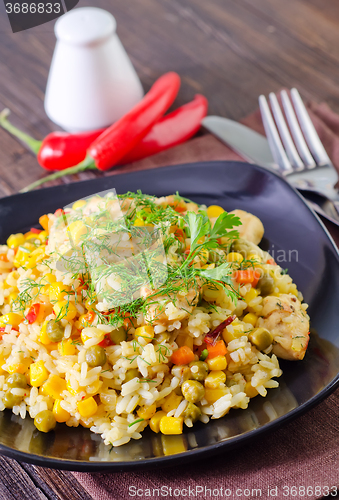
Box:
0;0;339;497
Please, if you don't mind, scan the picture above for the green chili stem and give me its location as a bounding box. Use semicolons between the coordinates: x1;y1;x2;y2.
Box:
20;155;97;193
0;109;42;155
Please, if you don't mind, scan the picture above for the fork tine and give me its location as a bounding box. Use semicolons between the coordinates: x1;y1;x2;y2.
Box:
269;92;304;171
259;95;293;175
290;88;332;166
280;90;316;169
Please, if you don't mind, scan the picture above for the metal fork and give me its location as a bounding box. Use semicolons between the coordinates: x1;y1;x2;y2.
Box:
259;89;339;217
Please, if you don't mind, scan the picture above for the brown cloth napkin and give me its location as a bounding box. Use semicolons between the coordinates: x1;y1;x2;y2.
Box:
72;102;339;500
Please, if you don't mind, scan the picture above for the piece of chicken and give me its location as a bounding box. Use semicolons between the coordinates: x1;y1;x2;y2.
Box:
256;294;310;360
230;210;264;245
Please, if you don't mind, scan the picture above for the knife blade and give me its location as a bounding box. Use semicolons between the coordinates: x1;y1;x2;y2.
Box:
202;115;339;226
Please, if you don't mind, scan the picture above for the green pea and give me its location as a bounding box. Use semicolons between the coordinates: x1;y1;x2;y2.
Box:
124;368;139;383
6;373;27;389
181;380;205;403
3;391;22;409
249;328;273;351
34;410;56;433
109;326;127;345
188;361;209;381
85;345;106;367
46;320;64;342
184;402;201;423
258;273;275;296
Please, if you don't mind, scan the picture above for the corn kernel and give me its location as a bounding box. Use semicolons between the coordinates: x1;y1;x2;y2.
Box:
161;434;187;455
176;333;194;351
247;253;262;264
49;282;70;302
222;326;244;344
53;399;70;423
161;392;183;413
159;416;183;435
207;355;227;371
137;403;157;420
8;292;17;304
134;325;154;342
41;374;67;399
39;321;51;345
37;230;48;242
77;397;98;418
134;218;145;227
7;362;28;375
204;370;226;389
66;379;78;395
150;410;167;433
58;338;76;356
226;252;244;264
207;205;225;219
53;300;77;321
30;360;49;387
39;214;50;232
244;288;259;305
245;381;258;398
26;247;46;269
243;313;258;327
67;220;88;245
204;387;229;404
7;233;25;249
13;244;35;268
72;199;87;210
0;313;23;328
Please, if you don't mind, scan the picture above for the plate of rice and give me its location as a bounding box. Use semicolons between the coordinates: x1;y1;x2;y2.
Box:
0;161;338;471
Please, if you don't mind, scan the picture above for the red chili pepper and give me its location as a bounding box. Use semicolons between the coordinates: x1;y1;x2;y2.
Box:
204;315;236;346
25;303;40;324
38;129;105;171
30;227;42;234
20;72;182;192
121;94;208;163
89;72;181;170
0;109;105;172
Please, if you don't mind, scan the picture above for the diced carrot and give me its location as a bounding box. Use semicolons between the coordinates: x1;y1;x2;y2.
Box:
234;268;261;286
206;340;227;359
171;346;195;365
251;269;261;287
0;254;8;262
266;258;276;265
39;215;49;232
174;228;185;245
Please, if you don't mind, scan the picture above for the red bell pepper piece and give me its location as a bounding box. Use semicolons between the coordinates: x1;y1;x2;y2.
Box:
204;315;236;346
30;227;42;234
98;334;114;347
25;303;40;324
0;109;105;172
89;72;181;170
121;94;208;163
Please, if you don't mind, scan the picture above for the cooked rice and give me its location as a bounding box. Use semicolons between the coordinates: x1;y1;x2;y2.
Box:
0;191;310;449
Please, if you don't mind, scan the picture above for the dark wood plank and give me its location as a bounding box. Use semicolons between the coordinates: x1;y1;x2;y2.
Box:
0;456;48;500
22;464;94;500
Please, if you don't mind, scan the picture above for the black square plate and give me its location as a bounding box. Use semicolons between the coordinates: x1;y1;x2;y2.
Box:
0;161;338;471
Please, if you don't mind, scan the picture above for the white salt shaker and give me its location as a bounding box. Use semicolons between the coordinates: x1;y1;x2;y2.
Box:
45;7;144;132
